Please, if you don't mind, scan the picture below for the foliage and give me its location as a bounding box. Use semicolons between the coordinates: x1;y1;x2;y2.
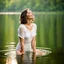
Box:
0;0;64;11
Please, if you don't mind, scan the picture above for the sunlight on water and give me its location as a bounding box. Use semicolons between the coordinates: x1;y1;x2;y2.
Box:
4;42;17;64
6;58;17;64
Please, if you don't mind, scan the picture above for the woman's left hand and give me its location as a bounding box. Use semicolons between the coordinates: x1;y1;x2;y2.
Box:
16;50;24;55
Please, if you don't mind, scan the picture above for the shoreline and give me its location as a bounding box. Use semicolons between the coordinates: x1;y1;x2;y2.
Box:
0;12;63;15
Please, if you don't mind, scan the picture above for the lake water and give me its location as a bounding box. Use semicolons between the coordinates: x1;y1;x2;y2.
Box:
0;12;64;64
0;44;64;64
0;42;52;64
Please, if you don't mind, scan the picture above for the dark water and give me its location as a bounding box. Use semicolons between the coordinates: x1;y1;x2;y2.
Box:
0;42;51;64
0;12;64;64
0;41;64;64
0;44;64;64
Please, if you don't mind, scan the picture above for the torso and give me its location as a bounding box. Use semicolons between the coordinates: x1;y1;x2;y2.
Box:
23;23;36;44
16;23;37;51
24;23;33;31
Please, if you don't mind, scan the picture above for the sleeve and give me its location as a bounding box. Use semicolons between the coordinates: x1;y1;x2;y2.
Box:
18;25;24;39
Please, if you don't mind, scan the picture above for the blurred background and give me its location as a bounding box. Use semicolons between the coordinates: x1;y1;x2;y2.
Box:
0;0;64;12
0;0;64;64
0;0;64;49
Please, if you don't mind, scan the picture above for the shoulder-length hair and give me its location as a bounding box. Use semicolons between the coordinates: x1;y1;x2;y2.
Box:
20;8;35;24
20;9;28;24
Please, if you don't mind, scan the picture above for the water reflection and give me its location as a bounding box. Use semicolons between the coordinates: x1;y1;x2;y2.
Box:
4;42;17;64
0;42;52;64
16;52;36;64
16;49;51;64
6;57;17;64
0;42;37;64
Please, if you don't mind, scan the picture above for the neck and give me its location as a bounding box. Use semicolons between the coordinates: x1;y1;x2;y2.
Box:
26;23;32;26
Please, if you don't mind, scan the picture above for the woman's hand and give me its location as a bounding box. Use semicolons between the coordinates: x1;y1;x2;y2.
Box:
16;50;24;55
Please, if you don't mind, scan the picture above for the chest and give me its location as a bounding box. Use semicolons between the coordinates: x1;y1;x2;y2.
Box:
24;27;35;38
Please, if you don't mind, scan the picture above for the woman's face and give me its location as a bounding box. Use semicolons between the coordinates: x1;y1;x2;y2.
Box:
26;9;34;24
26;9;33;18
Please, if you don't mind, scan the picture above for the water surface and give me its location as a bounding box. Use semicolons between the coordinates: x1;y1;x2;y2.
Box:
0;12;64;64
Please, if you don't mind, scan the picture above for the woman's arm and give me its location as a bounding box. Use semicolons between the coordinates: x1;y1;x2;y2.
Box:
31;36;36;53
19;37;24;54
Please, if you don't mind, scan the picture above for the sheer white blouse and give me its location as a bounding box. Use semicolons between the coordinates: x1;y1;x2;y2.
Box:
16;23;37;52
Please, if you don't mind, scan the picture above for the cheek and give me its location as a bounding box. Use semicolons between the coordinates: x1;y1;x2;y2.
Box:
27;12;33;17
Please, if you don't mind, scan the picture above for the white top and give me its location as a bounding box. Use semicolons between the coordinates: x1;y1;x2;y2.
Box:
16;23;37;52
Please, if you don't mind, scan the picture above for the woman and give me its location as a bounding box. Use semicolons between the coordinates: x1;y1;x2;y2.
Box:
16;8;43;55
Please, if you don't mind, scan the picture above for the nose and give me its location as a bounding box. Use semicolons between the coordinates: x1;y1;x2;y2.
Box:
28;12;33;16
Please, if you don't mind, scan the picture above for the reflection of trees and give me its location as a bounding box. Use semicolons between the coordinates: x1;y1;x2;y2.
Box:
0;14;19;49
0;15;6;49
4;15;15;43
